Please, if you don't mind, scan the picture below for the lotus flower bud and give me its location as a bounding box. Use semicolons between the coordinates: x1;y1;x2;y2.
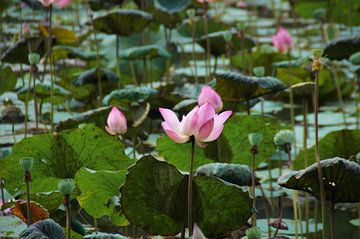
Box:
28;53;40;65
193;223;206;239
105;107;127;135
187;9;195;18
22;23;31;38
19;157;34;172
248;133;263;146
253;66;265;77
198;86;223;113
274;130;295;152
245;226;261;239
223;31;232;42
311;49;324;59
58;179;74;196
38;0;53;7
311;49;324;71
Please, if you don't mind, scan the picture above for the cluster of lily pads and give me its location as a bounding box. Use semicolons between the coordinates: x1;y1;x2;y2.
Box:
0;0;360;239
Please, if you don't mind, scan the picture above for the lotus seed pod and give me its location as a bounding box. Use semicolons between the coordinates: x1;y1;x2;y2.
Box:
248;133;263;146
28;53;40;65
186;9;195;18
311;49;323;59
245;226;262;239
223;31;232;42
58;179;74;196
274;130;295;149
355;152;360;165
19;157;34;172
253;66;265;77
236;22;247;31
313;8;326;22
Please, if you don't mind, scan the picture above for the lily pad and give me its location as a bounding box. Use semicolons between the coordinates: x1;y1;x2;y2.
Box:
154;0;190;13
52;46;99;62
323;37;360;60
92;9;152;36
279;157;360;203
2;124;132;194
120;155;252;237
0;65;17;94
295;129;360;169
73;68;120;86
102;86;157;106
119;44;171;60
177;18;229;39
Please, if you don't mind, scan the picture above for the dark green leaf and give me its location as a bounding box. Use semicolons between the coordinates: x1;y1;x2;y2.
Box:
324;37;360;60
0;66;17;94
155;0;190;13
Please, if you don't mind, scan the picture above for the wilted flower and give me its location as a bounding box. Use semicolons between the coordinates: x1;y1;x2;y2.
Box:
272;27;294;53
198;86;223;113
22;23;31;38
105;107;127;136
159;103;232;147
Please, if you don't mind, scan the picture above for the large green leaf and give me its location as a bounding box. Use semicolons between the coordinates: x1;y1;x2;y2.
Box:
73;67;120;86
324;37;360;60
92;10;152;36
119;44;170;60
155;0;190;13
2;124;132;194
52;46;99;62
0;65;17;94
75;167;128;225
120;155;252;237
198;31;255;57
102;86;157;106
177;18;229;39
295;129;360;169
279;157;360;203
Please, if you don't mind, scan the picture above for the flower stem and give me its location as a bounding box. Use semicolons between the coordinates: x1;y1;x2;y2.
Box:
188;137;195;236
330;200;336;239
94;32;102;107
25;171;31;227
48;4;54;133
303;96;310;237
116;35;121;86
250;146;257;226
65;195;71;239
203;2;210;83
0;178;5;206
32;67;38;134
24;73;31;138
313;70;327;239
191;19;198;86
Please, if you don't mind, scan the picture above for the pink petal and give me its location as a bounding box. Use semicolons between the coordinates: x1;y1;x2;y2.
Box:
159;108;181;132
197;118;214;141
162;122;189;144
198;86;223;113
54;0;71;8
38;0;53;7
181;106;199;135
196;103;216;130
107;107;127;135
204;125;224;142
105;126;116;135
214;110;232;128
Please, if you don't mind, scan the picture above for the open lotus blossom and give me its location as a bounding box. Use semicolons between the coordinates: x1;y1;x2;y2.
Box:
159;103;232;147
38;0;71;8
105;107;127;135
272;27;294;53
198;86;223;113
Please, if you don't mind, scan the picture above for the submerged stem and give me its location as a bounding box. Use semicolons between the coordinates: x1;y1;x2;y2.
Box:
188;137;195;236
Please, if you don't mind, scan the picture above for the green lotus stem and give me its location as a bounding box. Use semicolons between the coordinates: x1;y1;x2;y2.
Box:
116;35;121;85
329;200;336;239
65;195;71;239
274;197;284;237
32;68;39;134
259;184;271;237
25;171;31;227
313;69;327;239
315;199;319;238
268;159;274;201
203;1;210;83
12;123;16;143
24;74;32;138
303;96;310;237
212;56;218;75
250;145;258;226
191;19;199;85
356;73;359;129
48;4;54;133
330;67;347;127
94;32;102;106
132;137;136;160
0;178;5;206
348;0;353;35
187;137;195;236
248;50;253;76
357;203;360;237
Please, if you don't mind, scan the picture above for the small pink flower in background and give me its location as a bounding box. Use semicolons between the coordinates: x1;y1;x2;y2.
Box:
159;103;232;147
193;223;206;239
106;107;127;135
38;0;53;7
272;27;294;53
53;0;71;8
197;0;217;3
198;86;223;113
22;23;31;38
236;1;247;8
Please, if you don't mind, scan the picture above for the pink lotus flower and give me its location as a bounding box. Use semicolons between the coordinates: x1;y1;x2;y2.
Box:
105;107;127;135
198;86;223;113
159;103;232;147
38;0;53;7
272;27;294;53
22;23;31;38
38;0;71;8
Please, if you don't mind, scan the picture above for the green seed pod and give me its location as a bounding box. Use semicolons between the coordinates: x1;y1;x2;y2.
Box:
253;66;265;77
350;52;360;66
311;49;324;59
245;226;262;239
186;9;195;18
28;53;40;65
274;130;295;150
58;179;74;196
313;8;326;22
236;22;247;31
248;133;263;146
19;157;34;172
223;31;232;42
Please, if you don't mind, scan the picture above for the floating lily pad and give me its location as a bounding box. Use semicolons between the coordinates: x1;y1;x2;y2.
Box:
154;0;190;13
73;68;120;86
103;86;157;106
92;9;152;36
120;44;170;60
279;157;360;203
295;129;360;169
120;155;252;237
2;124;132;194
177;18;229;39
324;37;360;60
